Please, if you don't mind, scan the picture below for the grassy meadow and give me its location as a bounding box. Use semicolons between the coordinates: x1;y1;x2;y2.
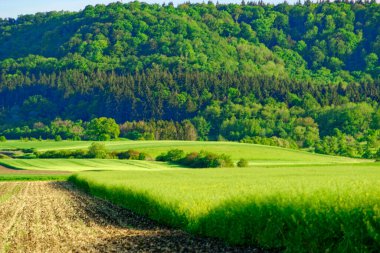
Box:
0;140;366;164
0;159;175;172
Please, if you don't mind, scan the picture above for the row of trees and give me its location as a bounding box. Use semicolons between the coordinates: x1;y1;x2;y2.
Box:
1;102;379;159
0;69;378;126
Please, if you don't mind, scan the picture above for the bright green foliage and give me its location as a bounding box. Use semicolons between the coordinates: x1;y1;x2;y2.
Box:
69;162;380;251
156;149;186;162
0;136;6;142
87;142;108;159
85;117;120;141
157;149;234;168
0;2;379;160
0;2;378;80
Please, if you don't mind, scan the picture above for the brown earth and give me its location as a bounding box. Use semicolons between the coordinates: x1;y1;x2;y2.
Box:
0;181;267;253
0;165;70;175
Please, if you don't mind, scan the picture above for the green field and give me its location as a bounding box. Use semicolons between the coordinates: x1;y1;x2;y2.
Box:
0;140;366;164
1;140;378;251
70;162;380;252
0;174;69;181
0;159;175;172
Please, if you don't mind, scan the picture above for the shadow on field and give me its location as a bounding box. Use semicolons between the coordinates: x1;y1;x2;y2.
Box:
91;232;265;253
50;181;266;253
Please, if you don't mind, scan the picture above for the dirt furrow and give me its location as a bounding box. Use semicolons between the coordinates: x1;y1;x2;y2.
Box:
0;182;30;253
0;181;263;253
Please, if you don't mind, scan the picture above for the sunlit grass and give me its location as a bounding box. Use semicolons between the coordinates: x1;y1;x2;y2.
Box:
1;140;365;164
0;174;69;181
0;159;174;172
70;162;380;251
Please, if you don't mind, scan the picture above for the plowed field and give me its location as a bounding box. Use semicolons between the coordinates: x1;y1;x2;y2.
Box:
0;181;260;253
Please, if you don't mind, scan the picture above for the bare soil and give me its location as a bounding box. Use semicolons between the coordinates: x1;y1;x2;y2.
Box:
0;181;265;253
0;165;70;175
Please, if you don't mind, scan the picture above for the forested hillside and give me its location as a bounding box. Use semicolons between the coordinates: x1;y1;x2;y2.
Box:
0;1;379;158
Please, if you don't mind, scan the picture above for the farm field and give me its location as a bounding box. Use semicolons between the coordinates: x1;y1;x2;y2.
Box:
0;159;175;172
0;165;70;181
0;140;366;164
0;181;256;252
70;162;380;252
0;140;378;251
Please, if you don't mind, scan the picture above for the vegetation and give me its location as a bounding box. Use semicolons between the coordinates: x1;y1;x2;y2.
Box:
0;174;68;181
0;159;175;172
69;162;380;252
0;2;378;159
0;139;377;250
237;158;249;167
157;149;234;168
0;140;363;164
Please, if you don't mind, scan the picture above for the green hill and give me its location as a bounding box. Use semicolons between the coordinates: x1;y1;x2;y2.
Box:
0;2;379;160
0;140;366;166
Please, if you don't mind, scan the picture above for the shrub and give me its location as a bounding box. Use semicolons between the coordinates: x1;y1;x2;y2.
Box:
37;150;88;159
88;143;108;159
126;131;144;140
237;159;249;167
54;135;62;141
0;136;6;142
181;152;199;166
157;149;233;168
157;149;186;162
116;149;151;160
21;148;36;154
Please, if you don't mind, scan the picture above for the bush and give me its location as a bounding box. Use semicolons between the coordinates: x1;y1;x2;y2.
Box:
237;159;249;167
157;149;233;168
37;149;88;159
156;149;186;162
88;143;108;159
116;150;151;160
126;131;144;140
21;148;36;154
54;135;62;141
0;136;6;142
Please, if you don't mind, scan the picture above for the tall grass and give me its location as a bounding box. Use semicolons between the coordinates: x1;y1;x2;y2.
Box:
69;163;380;252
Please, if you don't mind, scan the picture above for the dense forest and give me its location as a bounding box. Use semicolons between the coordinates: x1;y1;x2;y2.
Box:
0;1;379;158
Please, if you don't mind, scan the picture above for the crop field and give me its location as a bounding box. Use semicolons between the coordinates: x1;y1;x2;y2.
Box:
0;181;254;252
70;162;380;252
0;140;378;251
0;159;175;172
1;140;365;164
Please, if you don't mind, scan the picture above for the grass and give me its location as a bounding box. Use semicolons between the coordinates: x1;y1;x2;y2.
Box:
0;140;366;164
0;159;175;172
1;140;378;250
0;174;69;181
70;162;380;252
